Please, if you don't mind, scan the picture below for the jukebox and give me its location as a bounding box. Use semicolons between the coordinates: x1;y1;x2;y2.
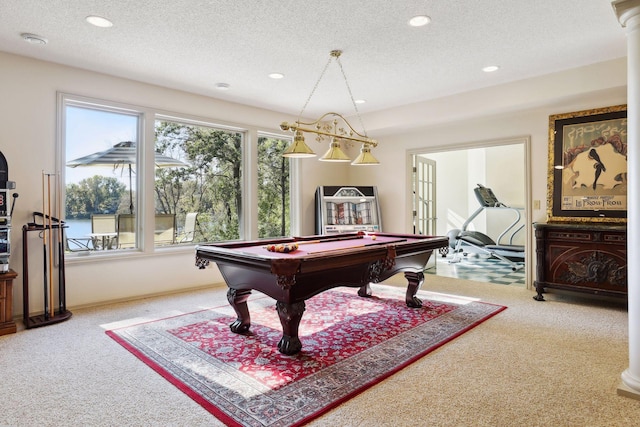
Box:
315;186;382;234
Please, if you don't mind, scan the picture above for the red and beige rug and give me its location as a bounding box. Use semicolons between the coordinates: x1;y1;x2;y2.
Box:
107;284;505;426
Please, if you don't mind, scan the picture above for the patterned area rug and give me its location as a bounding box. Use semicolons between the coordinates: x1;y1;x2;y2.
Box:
107;284;506;427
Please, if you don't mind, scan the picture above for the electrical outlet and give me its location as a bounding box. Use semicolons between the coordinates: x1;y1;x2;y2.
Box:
533;200;540;210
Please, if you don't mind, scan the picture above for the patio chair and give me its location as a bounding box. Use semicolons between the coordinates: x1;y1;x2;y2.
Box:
90;214;117;249
177;212;198;243
116;214;136;249
154;214;176;246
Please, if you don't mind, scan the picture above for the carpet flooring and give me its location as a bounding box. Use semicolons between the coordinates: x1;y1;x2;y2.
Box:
1;275;635;426
107;284;505;427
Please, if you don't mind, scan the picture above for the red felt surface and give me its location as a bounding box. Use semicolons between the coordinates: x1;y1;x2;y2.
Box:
236;234;415;258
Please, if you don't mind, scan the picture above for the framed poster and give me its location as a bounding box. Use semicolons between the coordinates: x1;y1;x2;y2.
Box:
547;105;627;223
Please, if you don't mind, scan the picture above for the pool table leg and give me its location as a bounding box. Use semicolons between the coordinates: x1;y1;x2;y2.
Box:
404;271;424;308
357;283;372;298
275;301;305;355
227;288;252;333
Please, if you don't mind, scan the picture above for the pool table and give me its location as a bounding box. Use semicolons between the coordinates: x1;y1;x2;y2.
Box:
195;232;448;355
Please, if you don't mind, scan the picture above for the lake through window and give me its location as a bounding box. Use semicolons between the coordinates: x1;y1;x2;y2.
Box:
64;102;141;251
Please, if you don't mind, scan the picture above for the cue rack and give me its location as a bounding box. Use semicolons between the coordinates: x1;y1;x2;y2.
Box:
22;171;72;328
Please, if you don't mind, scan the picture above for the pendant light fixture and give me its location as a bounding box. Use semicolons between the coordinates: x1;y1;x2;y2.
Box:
280;50;379;165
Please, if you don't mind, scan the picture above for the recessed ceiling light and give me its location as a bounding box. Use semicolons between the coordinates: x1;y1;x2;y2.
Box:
355;99;366;104
268;73;284;79
482;65;500;73
21;33;48;45
215;83;230;91
86;15;113;28
409;15;431;27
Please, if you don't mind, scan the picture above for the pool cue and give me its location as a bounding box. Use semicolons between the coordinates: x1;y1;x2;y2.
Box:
41;171;49;320
47;173;54;318
296;234;365;245
305;238;407;254
56;172;66;313
264;234;365;249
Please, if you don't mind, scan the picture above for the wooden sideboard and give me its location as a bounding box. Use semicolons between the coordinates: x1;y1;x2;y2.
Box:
533;222;627;301
0;269;17;335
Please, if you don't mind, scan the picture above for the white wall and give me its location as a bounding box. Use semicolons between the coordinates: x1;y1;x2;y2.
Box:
421;150;471;235
0;50;628;314
484;144;525;243
349;58;627;282
416;143;525;248
0;51;344;315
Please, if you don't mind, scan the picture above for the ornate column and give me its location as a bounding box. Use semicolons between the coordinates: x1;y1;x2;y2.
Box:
612;0;640;400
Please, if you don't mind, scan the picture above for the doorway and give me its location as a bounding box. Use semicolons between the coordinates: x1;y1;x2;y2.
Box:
410;137;532;287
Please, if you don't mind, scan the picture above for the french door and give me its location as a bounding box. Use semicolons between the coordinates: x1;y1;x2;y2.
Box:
413;156;436;235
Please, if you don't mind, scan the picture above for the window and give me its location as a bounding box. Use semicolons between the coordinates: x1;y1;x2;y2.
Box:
60;93;295;255
257;135;291;238
63;98;141;251
154;118;243;244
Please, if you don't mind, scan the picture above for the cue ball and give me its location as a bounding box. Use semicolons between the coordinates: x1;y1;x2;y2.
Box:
371;235;377;240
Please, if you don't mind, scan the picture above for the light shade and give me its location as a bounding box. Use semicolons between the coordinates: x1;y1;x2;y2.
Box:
86;15;114;28
319;140;351;162
21;33;48;45
283;131;316;158
351;144;380;165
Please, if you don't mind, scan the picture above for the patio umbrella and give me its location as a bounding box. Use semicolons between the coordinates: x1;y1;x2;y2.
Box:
66;141;188;213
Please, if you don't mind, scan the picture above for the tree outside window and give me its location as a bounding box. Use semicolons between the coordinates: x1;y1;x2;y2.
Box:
258;136;290;238
155;120;243;244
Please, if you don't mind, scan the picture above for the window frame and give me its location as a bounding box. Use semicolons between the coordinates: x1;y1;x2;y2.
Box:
58;93;144;252
256;131;294;238
57;92;298;260
153;114;248;245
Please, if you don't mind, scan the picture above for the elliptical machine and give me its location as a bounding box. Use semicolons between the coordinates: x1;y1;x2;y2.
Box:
447;184;524;271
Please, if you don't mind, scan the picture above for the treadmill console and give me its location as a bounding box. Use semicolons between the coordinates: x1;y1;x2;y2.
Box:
474;184;501;207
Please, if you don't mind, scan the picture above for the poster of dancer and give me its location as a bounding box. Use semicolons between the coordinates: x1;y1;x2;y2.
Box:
548;104;627;222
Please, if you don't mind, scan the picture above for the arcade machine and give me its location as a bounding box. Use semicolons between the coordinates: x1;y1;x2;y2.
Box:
0;150;17;273
0;150;18;335
315;186;382;235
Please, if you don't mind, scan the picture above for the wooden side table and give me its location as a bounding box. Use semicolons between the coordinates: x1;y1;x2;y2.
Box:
0;269;17;335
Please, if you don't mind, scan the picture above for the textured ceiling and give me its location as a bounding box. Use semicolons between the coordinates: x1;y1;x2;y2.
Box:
0;1;627;118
